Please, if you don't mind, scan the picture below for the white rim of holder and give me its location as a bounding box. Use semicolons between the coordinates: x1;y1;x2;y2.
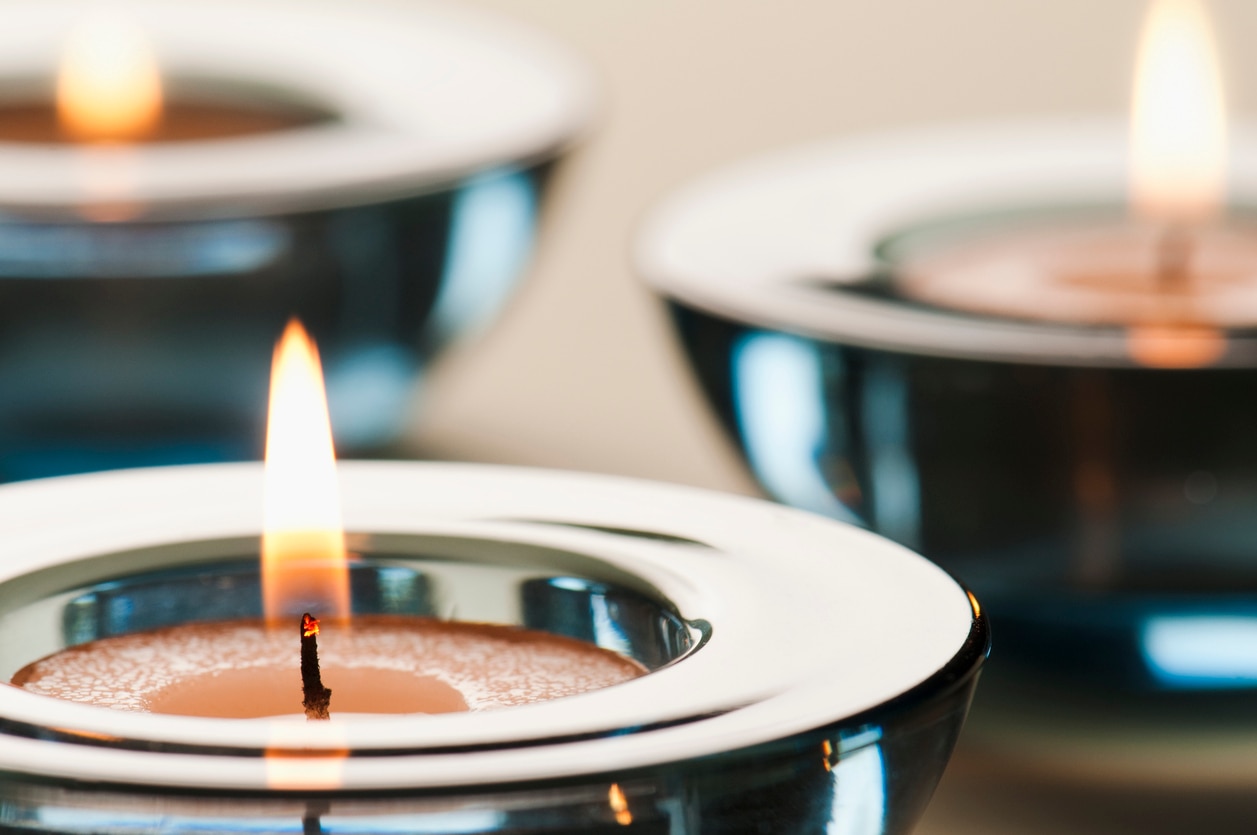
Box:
0;0;594;216
0;462;978;791
637;117;1257;368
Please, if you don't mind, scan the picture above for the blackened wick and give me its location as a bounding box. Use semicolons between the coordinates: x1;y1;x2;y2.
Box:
300;613;332;720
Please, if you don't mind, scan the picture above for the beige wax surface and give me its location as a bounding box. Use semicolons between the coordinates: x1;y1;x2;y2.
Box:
894;222;1257;328
12;616;645;718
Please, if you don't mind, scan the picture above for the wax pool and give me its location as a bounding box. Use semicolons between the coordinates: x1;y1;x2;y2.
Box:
893;220;1257;327
0;97;331;144
12;616;645;718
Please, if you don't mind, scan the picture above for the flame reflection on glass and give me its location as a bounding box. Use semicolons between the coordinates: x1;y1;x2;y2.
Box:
608;784;632;826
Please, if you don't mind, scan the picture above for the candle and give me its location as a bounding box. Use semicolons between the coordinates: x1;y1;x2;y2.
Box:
638;0;1257;704
0;0;593;483
0;455;984;833
891;0;1239;368
0;13;329;145
10;320;642;719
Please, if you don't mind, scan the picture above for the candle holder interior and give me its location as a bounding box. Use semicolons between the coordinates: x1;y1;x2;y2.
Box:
638;119;1257;698
0;74;341;143
0;535;701;684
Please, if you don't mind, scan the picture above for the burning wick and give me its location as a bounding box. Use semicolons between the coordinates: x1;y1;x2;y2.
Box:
300;613;332;721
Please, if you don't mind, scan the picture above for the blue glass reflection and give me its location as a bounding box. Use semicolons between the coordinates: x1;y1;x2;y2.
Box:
34;809;505;833
324;343;417;449
0;218;288;278
861;361;921;548
429;167;537;344
731;332;861;523
1141;614;1257;688
828;741;886;835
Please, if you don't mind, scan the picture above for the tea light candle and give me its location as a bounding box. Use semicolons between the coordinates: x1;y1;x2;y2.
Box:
0;459;984;833
637;0;1257;700
895;0;1244;369
0;0;593;481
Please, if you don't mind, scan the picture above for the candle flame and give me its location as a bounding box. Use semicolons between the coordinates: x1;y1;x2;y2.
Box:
57;13;163;143
1129;0;1227;223
262;319;350;624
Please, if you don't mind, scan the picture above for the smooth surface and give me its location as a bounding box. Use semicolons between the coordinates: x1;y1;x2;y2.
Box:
0;461;976;788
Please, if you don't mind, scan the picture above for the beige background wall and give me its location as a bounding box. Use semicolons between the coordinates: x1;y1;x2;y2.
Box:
413;0;1257;498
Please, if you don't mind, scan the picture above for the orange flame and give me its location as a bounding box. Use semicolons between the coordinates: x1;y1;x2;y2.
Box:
57;13;163;143
262;320;350;624
1129;0;1227;223
302;614;321;639
608;784;632;826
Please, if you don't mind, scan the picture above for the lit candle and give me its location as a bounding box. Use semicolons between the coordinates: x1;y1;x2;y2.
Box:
0;451;983;832
0;0;591;483
637;0;1257;699
11;321;643;718
0;12;327;146
891;0;1245;368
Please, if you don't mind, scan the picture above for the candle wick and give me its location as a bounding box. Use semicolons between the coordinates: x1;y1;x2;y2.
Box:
300;613;332;721
1155;225;1194;291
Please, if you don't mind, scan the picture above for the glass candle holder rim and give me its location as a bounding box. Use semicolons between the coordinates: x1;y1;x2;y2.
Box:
0;0;595;217
637;117;1257;368
0;461;982;790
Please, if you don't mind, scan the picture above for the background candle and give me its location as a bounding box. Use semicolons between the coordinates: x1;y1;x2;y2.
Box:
0;0;593;482
637;0;1257;702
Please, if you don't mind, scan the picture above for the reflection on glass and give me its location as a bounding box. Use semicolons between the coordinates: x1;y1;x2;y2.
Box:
827;742;886;835
1141;614;1257;687
430;166;537;343
732;331;861;523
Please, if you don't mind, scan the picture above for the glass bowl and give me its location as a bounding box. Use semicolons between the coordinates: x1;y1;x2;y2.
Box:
0;461;986;834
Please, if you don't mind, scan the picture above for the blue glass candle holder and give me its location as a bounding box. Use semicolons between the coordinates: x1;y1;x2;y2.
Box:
0;0;594;481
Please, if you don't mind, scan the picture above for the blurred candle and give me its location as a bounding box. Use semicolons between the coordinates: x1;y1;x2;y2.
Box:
893;0;1250;369
57;13;163;142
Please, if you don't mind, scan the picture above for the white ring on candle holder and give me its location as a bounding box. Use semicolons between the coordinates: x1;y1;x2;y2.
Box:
637;118;1257;367
0;0;593;216
0;462;980;791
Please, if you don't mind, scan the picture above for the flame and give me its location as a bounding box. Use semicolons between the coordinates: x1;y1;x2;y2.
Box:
262;320;350;623
608;784;632;826
1129;0;1227;223
57;13;163;143
302;614;321;639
